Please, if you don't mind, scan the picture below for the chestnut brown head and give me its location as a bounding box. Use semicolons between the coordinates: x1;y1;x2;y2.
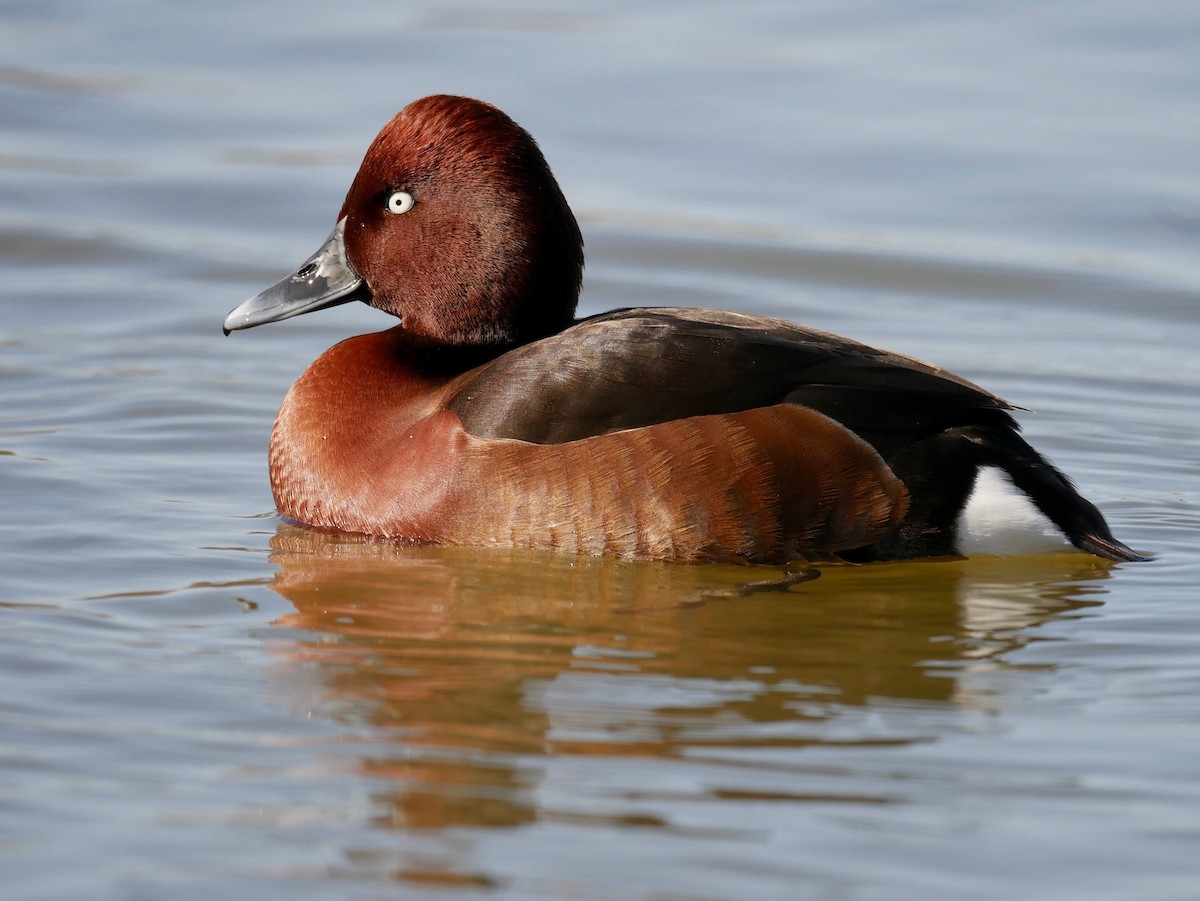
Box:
224;95;584;348
339;95;584;347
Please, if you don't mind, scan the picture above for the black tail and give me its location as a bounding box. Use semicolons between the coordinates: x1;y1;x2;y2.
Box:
961;424;1146;562
848;419;1147;563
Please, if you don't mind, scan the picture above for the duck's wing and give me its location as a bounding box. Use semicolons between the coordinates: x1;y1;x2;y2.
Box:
445;308;1143;563
448;307;1015;459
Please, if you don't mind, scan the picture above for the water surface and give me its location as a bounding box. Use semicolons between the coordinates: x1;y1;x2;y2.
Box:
2;2;1198;899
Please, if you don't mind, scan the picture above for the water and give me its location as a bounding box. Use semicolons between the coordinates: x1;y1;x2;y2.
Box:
3;1;1198;898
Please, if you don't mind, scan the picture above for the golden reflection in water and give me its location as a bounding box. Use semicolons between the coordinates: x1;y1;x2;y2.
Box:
263;525;1118;838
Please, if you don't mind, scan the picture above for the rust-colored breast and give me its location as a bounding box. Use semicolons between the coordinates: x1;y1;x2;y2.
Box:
268;329;459;538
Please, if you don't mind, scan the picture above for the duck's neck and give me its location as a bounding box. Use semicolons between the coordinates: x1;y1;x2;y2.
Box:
407;336;526;376
394;292;576;358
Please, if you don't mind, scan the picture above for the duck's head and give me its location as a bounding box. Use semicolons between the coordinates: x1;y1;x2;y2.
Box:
224;95;584;347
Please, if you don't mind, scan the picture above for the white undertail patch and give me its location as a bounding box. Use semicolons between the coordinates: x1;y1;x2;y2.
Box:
957;466;1072;557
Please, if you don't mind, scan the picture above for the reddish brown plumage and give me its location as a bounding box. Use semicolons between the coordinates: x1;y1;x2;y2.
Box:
227;94;1143;564
270;328;907;563
446;405;906;562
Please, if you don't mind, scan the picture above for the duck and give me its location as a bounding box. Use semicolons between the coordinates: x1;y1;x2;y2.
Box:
224;94;1144;565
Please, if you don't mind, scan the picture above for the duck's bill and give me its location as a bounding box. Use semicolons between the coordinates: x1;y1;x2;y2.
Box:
223;217;371;334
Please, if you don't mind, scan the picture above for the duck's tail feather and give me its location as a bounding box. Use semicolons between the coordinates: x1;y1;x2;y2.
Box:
963;425;1147;563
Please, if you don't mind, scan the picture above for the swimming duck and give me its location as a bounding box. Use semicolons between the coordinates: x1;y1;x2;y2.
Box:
224;94;1143;565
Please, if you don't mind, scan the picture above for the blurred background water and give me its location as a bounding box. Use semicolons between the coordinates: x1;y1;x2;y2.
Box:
2;1;1198;898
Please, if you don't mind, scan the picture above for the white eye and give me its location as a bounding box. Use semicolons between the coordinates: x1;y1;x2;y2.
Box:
386;190;415;214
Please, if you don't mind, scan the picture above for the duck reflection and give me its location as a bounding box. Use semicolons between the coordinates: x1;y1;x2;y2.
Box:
263;524;1118;833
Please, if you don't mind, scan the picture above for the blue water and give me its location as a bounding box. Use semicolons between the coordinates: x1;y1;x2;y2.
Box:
2;1;1198;898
